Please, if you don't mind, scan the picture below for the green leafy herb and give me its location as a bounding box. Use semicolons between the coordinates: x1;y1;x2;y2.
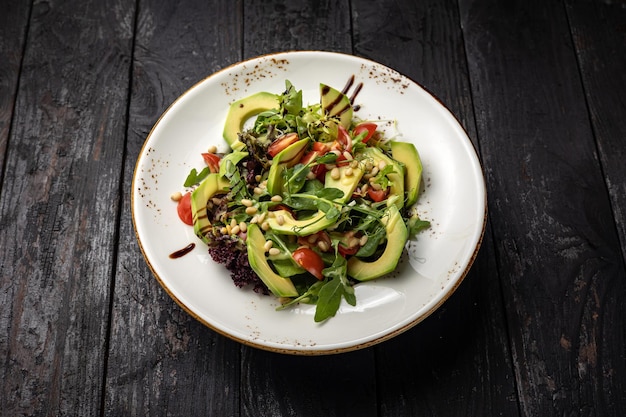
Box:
314;253;356;322
183;167;211;187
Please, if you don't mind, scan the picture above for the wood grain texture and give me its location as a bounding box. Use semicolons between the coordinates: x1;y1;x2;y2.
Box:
352;0;518;415
242;0;352;57
0;1;30;183
0;0;134;415
566;0;626;263
459;0;626;415
104;0;243;416
565;1;626;413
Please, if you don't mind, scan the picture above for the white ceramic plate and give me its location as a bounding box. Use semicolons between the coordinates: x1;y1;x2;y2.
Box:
132;51;486;354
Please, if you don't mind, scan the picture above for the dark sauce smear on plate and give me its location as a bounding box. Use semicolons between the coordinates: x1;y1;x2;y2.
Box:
169;243;195;259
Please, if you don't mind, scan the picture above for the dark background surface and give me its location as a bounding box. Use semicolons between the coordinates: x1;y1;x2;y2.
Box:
1;0;625;415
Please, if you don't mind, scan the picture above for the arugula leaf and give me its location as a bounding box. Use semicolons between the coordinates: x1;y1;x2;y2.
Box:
314;278;343;322
315;152;338;165
355;225;386;257
316;187;344;201
314;252;355;322
184;167;211;187
282;164;310;194
407;215;431;237
281;80;303;116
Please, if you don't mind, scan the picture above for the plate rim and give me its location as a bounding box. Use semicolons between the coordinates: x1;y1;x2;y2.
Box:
131;50;488;355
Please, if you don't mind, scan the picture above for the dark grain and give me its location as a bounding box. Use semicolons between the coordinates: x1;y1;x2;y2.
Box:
0;0;134;415
103;0;243;416
0;2;30;184
460;0;626;415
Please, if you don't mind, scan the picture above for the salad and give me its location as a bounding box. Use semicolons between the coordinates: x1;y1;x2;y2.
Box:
173;80;429;322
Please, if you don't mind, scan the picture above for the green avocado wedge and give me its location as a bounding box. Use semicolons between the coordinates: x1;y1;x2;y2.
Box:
191;173;230;244
246;223;298;297
223;92;279;151
347;205;407;281
390;141;423;207
320;84;352;129
265;209;336;236
266;138;310;195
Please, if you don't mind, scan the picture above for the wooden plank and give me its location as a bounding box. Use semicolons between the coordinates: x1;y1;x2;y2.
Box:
0;1;30;182
566;0;626;262
0;0;134;415
103;0;243;416
564;1;626;414
352;0;519;415
238;2;379;417
459;0;626;415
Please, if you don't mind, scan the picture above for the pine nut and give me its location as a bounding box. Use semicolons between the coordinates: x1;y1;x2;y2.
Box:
378;160;387;170
276;215;285;226
245;206;258;215
254;187;263;195
263;240;273;251
271;195;283;202
317;240;330;252
207;145;218;153
359;235;369;246
231;225;241;235
239;222;247;233
330;167;340;180
241;198;253;207
268;248;280;256
371;166;379;176
261;221;270;231
345;167;353;177
170;191;182;201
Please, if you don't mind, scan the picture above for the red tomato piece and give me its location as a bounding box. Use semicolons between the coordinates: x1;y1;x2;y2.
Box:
177;192;193;225
292;247;325;280
353;122;377;143
312;141;331;153
338;243;358;257
299;150;319;166
367;187;389;202
268;133;300;157
310;164;327;181
201;152;220;173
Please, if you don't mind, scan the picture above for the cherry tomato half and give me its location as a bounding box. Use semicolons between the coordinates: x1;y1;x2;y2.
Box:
353;122;377;143
367;187;389;202
177;192;193;225
338;243;358;257
299;150;319;166
312;141;331;153
268;133;300;157
292;247;325;280
201;152;220;173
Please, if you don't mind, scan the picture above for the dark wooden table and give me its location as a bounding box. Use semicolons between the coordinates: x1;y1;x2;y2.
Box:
2;0;625;415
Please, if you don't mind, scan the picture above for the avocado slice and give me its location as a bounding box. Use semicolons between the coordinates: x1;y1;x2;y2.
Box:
360;147;405;209
320;84;352;129
266;138;310;195
324;164;364;203
265;209;335;236
223;92;279;151
191;173;230;244
246;223;298;297
347;205;407;281
390;141;423;207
